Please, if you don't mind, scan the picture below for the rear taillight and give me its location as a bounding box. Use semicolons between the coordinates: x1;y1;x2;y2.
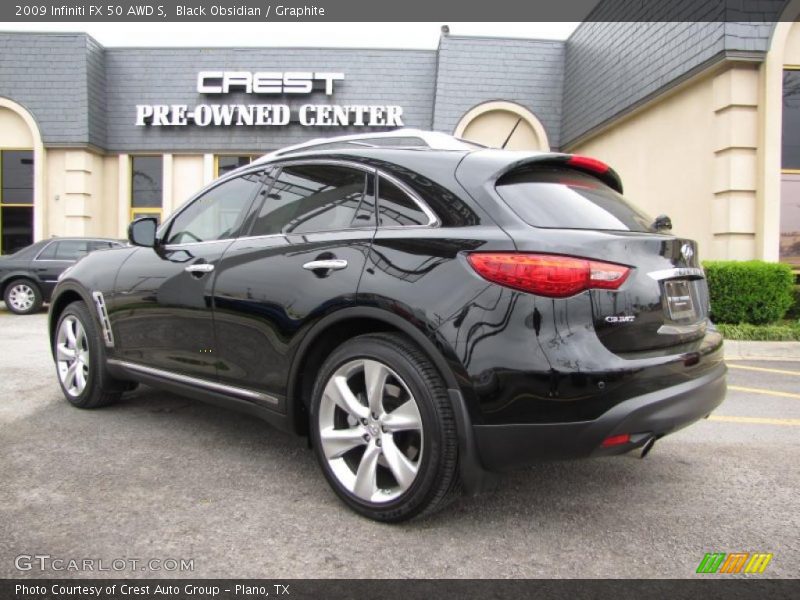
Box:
601;433;631;448
466;253;630;298
566;154;610;175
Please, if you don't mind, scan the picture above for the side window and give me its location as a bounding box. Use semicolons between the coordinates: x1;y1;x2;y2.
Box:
249;165;372;236
36;242;58;260
54;240;90;261
376;177;430;227
165;172;262;245
88;241;115;251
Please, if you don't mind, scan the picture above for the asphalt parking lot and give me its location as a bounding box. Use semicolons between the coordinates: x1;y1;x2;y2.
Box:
1;308;798;579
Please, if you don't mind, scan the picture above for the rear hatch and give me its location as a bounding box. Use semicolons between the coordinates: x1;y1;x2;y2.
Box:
493;165;710;354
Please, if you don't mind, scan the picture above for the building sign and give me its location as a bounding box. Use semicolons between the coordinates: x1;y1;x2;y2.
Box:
135;71;404;127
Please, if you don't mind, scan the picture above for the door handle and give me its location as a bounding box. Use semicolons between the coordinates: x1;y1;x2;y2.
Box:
302;259;348;272
184;263;215;274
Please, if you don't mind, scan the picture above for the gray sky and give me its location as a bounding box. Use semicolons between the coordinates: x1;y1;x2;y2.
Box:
0;22;579;48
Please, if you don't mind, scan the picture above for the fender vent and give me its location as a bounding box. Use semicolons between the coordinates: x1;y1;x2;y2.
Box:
92;291;114;348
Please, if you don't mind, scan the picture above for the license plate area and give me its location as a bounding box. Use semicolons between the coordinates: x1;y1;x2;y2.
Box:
664;279;696;320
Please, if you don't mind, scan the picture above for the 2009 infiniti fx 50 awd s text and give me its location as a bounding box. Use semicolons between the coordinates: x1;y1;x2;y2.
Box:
48;130;726;522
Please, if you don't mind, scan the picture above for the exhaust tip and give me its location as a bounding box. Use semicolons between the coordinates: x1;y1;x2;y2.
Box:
640;436;657;459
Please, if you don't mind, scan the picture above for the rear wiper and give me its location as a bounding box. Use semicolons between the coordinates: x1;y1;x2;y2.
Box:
650;214;672;232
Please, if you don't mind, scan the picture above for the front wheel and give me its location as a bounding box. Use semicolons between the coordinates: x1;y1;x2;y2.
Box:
310;333;460;522
4;279;43;315
54;301;124;408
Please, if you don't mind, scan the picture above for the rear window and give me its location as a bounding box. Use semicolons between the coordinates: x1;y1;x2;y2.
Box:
495;168;653;232
52;240;91;260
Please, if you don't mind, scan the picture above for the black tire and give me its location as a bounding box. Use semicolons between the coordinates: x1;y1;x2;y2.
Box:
53;301;125;408
310;333;460;522
4;278;43;315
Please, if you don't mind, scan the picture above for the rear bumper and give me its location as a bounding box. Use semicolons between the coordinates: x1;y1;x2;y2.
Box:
471;363;726;471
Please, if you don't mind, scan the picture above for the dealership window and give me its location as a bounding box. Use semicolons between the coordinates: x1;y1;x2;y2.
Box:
781;68;800;267
216;155;256;178
249;165;372;236
0;150;34;254
130;156;163;223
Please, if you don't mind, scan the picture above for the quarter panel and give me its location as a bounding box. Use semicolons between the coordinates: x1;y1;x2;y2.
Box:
357;225;517;423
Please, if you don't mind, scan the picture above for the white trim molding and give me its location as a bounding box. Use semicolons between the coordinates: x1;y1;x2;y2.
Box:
117;153;130;238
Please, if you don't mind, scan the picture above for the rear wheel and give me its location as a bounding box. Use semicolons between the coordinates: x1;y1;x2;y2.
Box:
4;279;43;315
310;333;460;522
54;301;125;408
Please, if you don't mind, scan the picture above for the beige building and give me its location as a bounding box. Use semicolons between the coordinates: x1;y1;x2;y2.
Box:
561;18;800;268
1;13;800;271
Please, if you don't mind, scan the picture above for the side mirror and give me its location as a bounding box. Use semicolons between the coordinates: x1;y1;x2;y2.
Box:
128;217;158;248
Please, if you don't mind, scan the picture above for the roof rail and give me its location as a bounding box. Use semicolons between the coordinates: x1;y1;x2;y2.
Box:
252;129;484;164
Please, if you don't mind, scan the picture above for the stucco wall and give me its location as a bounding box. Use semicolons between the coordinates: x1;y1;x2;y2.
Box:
171;155;205;214
783;21;800;63
44;152;208;239
44;149;117;238
568;62;765;262
0;107;34;147
567;73;719;259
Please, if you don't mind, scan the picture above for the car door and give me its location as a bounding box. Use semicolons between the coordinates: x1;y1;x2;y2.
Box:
33;239;91;298
211;161;377;404
109;170;265;380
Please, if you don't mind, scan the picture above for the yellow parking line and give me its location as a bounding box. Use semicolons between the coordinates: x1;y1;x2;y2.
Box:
728;364;800;377
728;385;800;400
708;415;800;427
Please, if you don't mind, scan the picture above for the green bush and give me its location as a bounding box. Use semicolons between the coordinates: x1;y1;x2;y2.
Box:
702;261;794;324
716;321;800;341
786;286;800;320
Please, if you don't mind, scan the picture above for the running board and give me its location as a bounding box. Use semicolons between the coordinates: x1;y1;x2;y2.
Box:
106;359;279;406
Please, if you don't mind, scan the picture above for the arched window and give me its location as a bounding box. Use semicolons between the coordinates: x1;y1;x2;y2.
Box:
0;99;42;254
454;101;550;151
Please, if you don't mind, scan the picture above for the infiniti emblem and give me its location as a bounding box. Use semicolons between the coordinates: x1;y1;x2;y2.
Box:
681;243;694;262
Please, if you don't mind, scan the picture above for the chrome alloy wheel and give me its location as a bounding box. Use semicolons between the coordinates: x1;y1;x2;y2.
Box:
56;315;90;397
7;283;35;312
318;359;424;503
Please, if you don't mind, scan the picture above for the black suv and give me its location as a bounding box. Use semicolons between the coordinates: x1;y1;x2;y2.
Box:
48;131;726;522
1;238;123;314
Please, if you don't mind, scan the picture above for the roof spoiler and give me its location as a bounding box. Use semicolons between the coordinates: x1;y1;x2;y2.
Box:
494;152;623;194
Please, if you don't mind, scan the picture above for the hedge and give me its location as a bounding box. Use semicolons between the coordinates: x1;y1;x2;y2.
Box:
702;261;794;325
786;286;800;320
716;321;800;341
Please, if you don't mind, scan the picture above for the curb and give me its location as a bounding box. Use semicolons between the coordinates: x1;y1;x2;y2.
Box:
724;340;800;361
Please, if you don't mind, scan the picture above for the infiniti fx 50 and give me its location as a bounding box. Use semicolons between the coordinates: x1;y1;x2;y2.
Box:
48;130;726;522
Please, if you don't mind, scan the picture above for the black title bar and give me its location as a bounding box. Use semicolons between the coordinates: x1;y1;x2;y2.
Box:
3;579;800;600
1;0;796;23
